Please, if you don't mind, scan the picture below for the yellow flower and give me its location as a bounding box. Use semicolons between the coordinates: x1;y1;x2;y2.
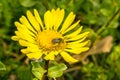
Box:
11;8;89;63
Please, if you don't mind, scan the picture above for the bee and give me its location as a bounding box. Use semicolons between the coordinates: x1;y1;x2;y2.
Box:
52;38;64;44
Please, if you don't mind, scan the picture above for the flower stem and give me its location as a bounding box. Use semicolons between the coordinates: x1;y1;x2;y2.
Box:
42;60;49;80
97;8;120;35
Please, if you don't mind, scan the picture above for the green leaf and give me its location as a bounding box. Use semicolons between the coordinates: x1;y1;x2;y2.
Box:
0;61;6;70
48;63;67;78
19;0;37;7
31;61;46;80
32;78;38;80
107;45;120;63
16;65;32;80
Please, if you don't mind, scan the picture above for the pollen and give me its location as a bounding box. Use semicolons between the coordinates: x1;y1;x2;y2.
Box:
36;30;66;52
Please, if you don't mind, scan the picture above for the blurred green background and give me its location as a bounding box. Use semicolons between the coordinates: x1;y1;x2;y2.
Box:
0;0;120;80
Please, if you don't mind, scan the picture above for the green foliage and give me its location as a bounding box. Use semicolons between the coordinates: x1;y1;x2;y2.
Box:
31;61;46;80
16;65;33;80
19;0;37;7
106;45;120;79
0;61;6;70
0;0;120;80
31;61;67;79
48;63;67;78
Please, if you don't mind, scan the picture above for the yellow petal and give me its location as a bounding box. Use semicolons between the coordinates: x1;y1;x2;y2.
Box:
15;31;35;43
21;48;29;54
67;40;89;48
63;20;80;34
54;8;64;30
60;12;75;33
68;32;89;41
26;10;40;32
27;46;40;52
51;9;56;28
18;40;37;47
34;9;44;29
54;51;59;55
19;16;37;34
60;51;78;63
15;22;35;37
21;46;40;54
27;52;43;59
11;36;19;41
64;26;83;37
65;47;89;54
66;34;88;44
44;10;52;30
44;52;55;60
19;40;29;46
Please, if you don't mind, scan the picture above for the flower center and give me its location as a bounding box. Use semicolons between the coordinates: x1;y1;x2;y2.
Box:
36;30;66;52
